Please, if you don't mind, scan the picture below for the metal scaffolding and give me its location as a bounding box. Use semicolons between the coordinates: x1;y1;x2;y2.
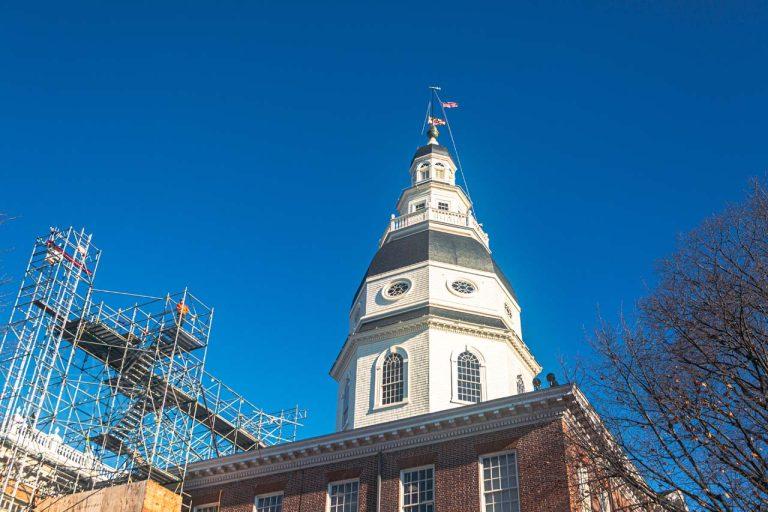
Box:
0;227;306;510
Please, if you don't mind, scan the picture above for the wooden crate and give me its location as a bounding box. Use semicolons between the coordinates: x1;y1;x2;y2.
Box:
35;480;182;512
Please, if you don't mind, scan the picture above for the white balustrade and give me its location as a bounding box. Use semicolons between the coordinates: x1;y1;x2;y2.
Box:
381;208;490;247
0;415;115;480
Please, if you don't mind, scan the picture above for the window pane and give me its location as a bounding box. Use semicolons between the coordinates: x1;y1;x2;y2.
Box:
382;353;404;404
329;480;359;512
401;467;434;512
255;494;283;512
457;351;481;403
481;453;519;512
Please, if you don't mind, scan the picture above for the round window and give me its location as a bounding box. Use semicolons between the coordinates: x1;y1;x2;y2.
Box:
450;279;476;295
384;280;411;299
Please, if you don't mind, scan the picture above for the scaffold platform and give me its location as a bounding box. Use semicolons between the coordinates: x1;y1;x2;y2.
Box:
0;227;307;511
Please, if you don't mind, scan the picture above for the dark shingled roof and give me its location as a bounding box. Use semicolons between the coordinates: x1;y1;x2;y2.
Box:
411;143;451;163
353;229;517;304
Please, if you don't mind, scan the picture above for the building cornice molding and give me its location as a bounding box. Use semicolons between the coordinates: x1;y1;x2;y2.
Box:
331;309;540;379
185;385;576;490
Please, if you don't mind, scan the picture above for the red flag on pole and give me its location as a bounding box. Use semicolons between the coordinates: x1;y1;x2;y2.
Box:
429;116;447;126
442;101;459;108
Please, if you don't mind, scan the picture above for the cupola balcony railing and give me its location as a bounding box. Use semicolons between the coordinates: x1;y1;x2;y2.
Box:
380;208;490;247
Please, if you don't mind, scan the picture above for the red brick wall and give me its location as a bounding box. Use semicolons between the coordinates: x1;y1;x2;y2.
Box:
189;419;573;512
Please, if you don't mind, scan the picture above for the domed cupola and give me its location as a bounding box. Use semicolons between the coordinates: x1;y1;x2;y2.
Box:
330;114;541;431
409;125;457;186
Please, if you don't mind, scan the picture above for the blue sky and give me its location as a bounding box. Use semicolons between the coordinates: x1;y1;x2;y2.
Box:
1;2;766;439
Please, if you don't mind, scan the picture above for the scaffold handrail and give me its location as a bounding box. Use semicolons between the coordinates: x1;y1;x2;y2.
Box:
0;227;307;511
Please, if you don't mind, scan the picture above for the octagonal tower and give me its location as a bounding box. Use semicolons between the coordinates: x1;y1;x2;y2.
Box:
330;125;540;431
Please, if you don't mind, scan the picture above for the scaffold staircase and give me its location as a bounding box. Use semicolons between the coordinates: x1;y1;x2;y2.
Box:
0;227;307;511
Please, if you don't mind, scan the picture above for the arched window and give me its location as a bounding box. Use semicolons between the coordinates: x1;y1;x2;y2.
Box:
457;351;481;403
382;353;404;405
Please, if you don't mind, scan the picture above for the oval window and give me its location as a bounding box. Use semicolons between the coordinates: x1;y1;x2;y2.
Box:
384;280;411;299
450;280;476;295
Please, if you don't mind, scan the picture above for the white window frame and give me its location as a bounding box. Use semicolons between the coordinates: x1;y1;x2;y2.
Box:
372;346;410;410
450;346;486;404
193;503;219;512
413;201;427;212
254;491;283;512
326;478;360;512
400;465;435;512
437;201;450;211
478;451;521;512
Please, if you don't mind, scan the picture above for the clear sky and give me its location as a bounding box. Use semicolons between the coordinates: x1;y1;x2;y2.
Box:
1;2;766;439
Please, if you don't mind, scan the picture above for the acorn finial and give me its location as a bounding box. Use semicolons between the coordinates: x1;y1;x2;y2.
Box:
427;124;439;144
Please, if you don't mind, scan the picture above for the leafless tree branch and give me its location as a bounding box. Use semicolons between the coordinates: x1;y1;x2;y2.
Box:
568;180;768;511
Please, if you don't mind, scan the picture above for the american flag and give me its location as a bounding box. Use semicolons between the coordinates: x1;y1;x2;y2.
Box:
429;116;447;126
442;101;459;108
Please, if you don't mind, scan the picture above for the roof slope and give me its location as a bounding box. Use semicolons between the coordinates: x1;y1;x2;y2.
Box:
353;229;517;304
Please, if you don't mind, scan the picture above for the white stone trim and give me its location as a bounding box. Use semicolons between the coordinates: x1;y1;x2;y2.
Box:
343;258;522;336
332;312;540;380
185;386;577;490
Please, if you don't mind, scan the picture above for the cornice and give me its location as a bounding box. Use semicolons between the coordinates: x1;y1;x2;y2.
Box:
331;309;541;379
185;385;576;490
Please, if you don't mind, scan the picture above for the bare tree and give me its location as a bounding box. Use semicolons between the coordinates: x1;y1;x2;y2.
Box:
570;181;768;511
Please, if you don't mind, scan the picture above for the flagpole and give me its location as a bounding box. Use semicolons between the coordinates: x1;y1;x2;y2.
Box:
433;89;474;211
421;91;432;135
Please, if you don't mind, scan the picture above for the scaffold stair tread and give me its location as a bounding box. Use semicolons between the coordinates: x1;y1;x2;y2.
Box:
90;433;179;485
102;374;259;450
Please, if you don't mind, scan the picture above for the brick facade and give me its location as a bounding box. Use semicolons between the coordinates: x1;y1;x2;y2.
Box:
189;418;574;512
